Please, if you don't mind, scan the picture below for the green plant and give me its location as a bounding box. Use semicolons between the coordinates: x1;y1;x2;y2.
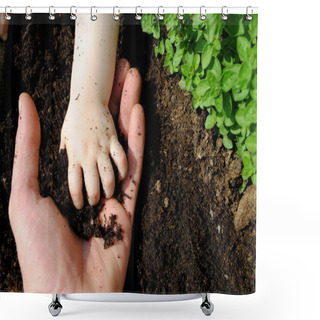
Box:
141;13;257;191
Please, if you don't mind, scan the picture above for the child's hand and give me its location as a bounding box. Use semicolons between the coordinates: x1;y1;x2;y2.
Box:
60;14;123;209
60;99;127;209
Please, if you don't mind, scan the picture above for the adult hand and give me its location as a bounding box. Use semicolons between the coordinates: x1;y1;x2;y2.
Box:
8;59;145;293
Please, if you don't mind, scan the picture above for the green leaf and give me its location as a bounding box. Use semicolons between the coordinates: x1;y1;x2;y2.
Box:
219;124;228;136
165;39;174;55
141;14;154;34
248;45;257;68
212;39;221;55
232;87;249;101
158;39;165;55
214;93;223;112
223;135;233;149
238;61;252;87
245;134;257;153
237;36;251;62
235;108;248;127
242;151;252;167
152;22;161;39
192;14;204;27
205;109;217;129
167;29;176;43
248;15;258;41
185;77;193;91
193;30;203;43
245;101;257;125
205;14;223;43
164;53;173;67
251;173;257;185
225;14;245;37
165;14;179;30
184;51;194;66
202;89;215;107
196;79;211;96
208;57;222;80
222;64;241;92
173;48;185;67
222;50;234;67
195;39;207;53
193;74;201;86
192;53;200;71
241;166;254;180
230;124;241;135
181;64;190;77
223;92;232;118
201;44;214;69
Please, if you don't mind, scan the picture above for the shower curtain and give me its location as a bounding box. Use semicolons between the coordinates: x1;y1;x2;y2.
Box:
0;11;257;294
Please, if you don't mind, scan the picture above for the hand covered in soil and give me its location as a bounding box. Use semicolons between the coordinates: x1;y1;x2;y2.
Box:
60;99;127;208
60;14;123;209
9;59;145;293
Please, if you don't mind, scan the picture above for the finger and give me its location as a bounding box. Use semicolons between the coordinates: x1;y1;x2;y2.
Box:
68;162;84;209
109;58;130;117
97;155;115;199
118;68;142;139
121;104;145;218
83;162;100;206
11;93;41;196
110;136;128;181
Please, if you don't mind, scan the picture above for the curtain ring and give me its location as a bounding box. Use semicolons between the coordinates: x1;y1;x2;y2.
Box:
91;6;97;21
135;6;142;20
221;6;228;21
246;6;253;21
113;6;120;21
157;6;164;20
200;6;206;20
177;6;184;20
70;6;77;20
49;6;56;20
25;6;32;20
5;6;11;21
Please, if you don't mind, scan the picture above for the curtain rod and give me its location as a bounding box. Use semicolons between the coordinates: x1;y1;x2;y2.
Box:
0;6;259;15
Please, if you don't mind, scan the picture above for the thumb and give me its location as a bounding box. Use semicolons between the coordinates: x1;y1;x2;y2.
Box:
11;93;41;196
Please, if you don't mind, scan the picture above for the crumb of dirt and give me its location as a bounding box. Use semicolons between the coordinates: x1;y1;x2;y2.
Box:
94;214;123;249
154;180;161;193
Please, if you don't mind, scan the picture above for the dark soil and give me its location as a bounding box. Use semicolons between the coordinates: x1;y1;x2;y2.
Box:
0;14;256;294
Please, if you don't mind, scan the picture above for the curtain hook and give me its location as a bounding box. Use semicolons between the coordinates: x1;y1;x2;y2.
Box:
221;6;228;21
200;6;206;20
177;6;184;20
25;6;32;20
246;6;253;21
135;6;142;20
113;6;120;21
91;6;97;21
70;6;77;20
157;6;164;20
5;6;11;21
49;6;56;20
